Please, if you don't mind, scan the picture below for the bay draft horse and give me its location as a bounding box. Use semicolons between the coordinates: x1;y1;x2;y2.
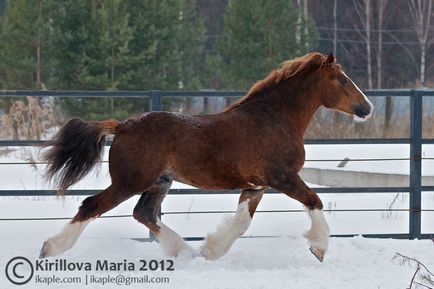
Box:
39;52;373;262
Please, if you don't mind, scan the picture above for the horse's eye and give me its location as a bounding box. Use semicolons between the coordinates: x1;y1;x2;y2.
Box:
338;77;347;86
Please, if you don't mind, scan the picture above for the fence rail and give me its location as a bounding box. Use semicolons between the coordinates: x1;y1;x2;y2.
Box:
1;89;433;240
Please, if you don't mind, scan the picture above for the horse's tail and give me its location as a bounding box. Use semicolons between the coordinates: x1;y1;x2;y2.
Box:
43;117;120;194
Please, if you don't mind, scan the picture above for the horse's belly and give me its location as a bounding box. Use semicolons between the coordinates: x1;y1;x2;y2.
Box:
172;173;246;190
170;161;265;190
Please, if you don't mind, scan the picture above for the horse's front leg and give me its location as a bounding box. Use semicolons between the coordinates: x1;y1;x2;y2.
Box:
200;188;265;260
270;174;329;262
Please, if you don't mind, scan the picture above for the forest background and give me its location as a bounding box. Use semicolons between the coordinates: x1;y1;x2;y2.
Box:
1;0;433;138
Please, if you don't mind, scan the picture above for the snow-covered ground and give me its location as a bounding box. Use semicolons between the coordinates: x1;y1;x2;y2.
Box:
0;144;433;288
0;193;433;288
0;233;432;289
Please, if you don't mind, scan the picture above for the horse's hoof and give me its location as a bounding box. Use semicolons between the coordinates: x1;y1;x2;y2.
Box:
176;246;199;259
199;245;224;260
309;247;325;262
199;246;214;260
39;241;48;259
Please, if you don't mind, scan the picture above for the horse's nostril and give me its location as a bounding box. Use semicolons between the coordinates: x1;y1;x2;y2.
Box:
354;105;370;118
355;108;364;118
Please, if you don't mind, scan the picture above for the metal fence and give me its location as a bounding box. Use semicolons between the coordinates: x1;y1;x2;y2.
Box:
0;89;433;240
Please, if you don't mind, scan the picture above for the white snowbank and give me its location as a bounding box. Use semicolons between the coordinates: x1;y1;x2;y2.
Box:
0;234;432;289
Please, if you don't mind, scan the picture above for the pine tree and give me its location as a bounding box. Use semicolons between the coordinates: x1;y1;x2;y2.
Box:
50;0;144;119
50;0;205;119
50;0;134;91
177;0;206;90
50;0;101;89
0;0;53;89
124;0;205;90
97;0;134;91
217;0;317;90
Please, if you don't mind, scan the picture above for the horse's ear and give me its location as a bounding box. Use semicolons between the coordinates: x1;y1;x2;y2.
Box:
326;53;335;64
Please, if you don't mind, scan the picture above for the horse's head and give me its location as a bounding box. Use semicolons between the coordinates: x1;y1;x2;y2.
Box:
319;53;374;121
232;52;374;123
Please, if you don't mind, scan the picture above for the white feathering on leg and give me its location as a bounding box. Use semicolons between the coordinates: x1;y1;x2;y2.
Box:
155;218;195;257
200;200;251;260
41;218;93;257
304;209;330;255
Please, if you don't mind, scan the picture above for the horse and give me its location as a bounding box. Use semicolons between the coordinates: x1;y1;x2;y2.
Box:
39;52;373;262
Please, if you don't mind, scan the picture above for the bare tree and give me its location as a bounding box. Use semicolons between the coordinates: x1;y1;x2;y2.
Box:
333;0;338;56
393;253;434;289
295;0;309;51
376;0;393;136
303;0;309;50
352;0;373;89
296;0;301;47
407;0;433;86
376;0;388;89
35;0;42;86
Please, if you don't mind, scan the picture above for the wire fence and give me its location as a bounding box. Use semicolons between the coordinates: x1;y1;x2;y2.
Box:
0;157;424;165
0;89;433;240
0;209;426;222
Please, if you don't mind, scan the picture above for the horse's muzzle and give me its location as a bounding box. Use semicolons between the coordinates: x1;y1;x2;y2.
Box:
354;102;372;119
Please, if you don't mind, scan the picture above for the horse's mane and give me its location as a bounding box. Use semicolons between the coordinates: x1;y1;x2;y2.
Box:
224;52;337;112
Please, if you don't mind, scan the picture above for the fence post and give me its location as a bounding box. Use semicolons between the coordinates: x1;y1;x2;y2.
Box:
148;90;162;242
409;89;422;239
149;90;162;111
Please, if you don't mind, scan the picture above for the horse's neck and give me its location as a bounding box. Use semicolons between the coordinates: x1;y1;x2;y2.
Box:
283;87;321;134
239;84;320;135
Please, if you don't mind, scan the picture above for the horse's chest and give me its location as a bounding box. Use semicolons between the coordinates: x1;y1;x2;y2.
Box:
266;144;305;171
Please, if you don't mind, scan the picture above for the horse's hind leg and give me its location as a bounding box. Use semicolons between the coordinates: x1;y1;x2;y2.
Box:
133;176;195;257
40;185;133;258
200;188;265;260
270;174;329;262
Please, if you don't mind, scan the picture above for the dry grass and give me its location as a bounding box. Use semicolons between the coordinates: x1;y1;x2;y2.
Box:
0;97;57;140
305;109;410;139
422;114;434;139
1;96;433;140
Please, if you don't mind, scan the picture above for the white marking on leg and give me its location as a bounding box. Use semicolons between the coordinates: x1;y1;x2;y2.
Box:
304;209;330;259
155;218;195;257
247;182;267;190
41;219;93;258
200;200;251;260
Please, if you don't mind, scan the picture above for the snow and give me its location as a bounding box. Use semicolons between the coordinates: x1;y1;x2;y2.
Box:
2;191;432;237
0;232;433;288
2;143;433;235
304;144;410;175
0;144;434;288
0;194;433;288
3;143;434;191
